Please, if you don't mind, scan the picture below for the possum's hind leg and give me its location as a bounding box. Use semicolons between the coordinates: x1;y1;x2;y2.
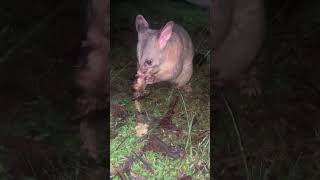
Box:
174;81;192;93
173;61;193;92
181;82;192;92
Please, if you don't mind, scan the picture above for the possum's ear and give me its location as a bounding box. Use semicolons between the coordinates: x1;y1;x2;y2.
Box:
135;15;149;33
158;21;174;49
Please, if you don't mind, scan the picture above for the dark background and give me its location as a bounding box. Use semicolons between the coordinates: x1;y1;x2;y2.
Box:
0;0;106;179
213;0;320;179
0;0;319;179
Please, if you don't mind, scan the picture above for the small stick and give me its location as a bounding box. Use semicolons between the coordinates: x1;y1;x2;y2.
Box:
134;100;141;113
133;151;154;173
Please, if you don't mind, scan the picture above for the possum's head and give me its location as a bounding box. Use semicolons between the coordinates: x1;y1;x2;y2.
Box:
135;15;174;74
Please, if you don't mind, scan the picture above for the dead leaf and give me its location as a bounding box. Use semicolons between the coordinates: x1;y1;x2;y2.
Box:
135;123;149;137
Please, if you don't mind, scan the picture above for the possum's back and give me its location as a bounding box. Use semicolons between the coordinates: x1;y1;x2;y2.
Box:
171;24;194;62
212;0;265;80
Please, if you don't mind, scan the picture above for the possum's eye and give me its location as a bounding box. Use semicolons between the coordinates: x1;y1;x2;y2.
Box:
145;59;153;66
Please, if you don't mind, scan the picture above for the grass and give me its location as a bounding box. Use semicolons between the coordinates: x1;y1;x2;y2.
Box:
110;110;210;179
110;119;145;168
110;0;210;179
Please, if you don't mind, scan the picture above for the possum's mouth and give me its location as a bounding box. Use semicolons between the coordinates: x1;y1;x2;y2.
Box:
136;72;151;82
135;69;147;78
136;67;151;78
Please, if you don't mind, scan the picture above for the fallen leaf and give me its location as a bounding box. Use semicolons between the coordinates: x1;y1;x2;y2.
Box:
135;123;149;137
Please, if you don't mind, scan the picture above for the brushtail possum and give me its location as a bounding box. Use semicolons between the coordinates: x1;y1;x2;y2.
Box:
210;0;266;95
133;15;194;98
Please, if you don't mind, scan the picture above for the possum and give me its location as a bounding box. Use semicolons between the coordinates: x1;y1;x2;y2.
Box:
210;0;266;95
133;15;194;98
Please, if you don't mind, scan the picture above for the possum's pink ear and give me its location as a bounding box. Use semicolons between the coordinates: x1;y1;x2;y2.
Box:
135;15;149;33
158;21;174;49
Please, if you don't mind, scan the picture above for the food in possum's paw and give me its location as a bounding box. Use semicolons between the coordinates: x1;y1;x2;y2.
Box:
133;73;146;91
133;72;150;100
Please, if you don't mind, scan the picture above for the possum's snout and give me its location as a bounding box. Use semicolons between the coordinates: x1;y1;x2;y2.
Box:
137;64;150;75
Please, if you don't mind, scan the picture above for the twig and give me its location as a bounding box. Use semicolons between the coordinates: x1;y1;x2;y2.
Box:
115;169;127;180
133;151;154;173
149;134;182;159
0;0;72;63
220;91;250;180
115;136;130;152
134;100;141;113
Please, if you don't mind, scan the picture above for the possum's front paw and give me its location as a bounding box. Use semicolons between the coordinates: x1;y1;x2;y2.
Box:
145;75;154;84
133;73;150;100
181;83;192;92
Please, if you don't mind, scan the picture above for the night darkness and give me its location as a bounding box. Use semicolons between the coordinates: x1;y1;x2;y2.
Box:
0;0;319;179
